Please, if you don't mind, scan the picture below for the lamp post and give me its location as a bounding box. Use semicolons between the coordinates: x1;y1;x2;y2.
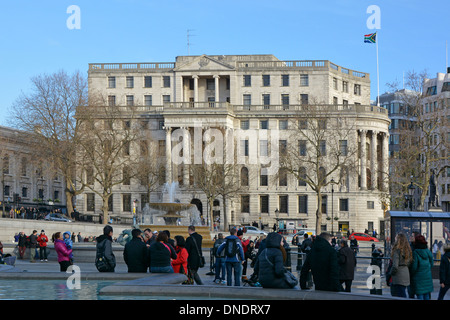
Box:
274;208;279;232
330;178;339;236
407;182;415;211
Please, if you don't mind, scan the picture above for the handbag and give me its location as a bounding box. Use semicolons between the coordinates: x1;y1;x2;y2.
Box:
264;250;298;288
191;235;205;268
95;241;111;272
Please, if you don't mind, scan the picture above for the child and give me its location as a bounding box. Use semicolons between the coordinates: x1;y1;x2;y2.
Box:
63;231;74;264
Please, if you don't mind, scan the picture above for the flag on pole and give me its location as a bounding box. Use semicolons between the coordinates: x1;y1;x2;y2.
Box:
364;32;377;43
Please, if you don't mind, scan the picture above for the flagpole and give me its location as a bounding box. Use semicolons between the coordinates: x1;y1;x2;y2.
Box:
376;32;380;107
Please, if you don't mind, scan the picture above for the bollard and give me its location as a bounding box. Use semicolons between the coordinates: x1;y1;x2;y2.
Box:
296;244;303;271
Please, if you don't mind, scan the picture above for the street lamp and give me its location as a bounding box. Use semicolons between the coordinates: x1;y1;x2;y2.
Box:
330;178;339;236
274;208;279;231
407;182;415;210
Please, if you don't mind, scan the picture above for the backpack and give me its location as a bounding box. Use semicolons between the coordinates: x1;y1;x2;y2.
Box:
214;240;226;258
225;238;239;258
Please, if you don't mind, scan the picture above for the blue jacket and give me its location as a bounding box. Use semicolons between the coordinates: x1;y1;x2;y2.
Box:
217;235;245;263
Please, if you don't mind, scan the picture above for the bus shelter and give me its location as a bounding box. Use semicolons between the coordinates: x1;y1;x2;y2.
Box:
383;210;450;260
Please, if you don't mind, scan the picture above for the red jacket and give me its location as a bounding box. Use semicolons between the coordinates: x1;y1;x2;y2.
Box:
172;246;188;274
37;234;49;247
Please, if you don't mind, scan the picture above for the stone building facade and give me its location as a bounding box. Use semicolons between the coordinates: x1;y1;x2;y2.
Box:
80;54;390;233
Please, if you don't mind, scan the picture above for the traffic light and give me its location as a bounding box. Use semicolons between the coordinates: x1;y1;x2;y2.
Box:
13;193;18;203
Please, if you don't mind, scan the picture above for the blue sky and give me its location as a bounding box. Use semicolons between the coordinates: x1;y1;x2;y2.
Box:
0;0;448;127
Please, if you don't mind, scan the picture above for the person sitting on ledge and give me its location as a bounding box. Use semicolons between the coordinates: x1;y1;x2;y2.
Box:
148;232;177;273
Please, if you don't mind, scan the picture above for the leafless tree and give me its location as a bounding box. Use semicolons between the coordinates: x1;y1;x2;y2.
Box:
11;70;88;216
280;105;359;232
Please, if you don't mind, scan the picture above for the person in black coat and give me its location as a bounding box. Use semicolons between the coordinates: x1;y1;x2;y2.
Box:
253;232;291;289
337;239;357;292
147;232;177;273
123;229;148;273
438;244;450;300
300;232;340;292
96;225;116;272
185;225;204;285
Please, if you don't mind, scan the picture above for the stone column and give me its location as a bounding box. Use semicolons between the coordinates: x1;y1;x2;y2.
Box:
183;127;190;186
214;75;220;104
360;130;367;190
193;75;199;103
165;127;172;183
371;130;378;190
382;132;389;191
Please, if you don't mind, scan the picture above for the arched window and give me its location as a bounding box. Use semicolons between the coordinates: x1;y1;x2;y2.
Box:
241;167;249;186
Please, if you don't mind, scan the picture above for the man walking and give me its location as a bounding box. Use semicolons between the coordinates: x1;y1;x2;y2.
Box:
123;229;148;273
217;228;245;286
29;230;38;263
185;225;204;285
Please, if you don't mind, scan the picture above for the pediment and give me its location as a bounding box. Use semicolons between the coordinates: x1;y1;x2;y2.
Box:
174;55;235;72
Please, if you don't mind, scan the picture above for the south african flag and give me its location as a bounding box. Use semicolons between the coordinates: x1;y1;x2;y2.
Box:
364;32;377;43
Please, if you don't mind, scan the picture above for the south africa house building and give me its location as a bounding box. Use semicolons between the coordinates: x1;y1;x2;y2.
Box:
77;54;390;234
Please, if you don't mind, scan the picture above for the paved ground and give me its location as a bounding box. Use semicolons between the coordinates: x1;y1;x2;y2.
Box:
2;240;447;300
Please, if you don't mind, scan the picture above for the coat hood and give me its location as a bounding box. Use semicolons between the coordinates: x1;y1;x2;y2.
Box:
414;248;431;260
265;232;282;248
63;231;71;238
96;234;112;243
312;235;332;251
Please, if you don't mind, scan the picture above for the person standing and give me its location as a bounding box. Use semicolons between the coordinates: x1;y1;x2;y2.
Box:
213;233;226;284
390;233;413;298
300;232;340;292
217;228;245;286
29;230;38;263
95;225;116;272
53;232;72;272
410;235;434;300
438;244;450;300
337;239;356;292
185;225;204;285
77;232;83;243
18;231;27;259
172;235;189;275
37;230;48;262
147;232;177;273
123;229;148;273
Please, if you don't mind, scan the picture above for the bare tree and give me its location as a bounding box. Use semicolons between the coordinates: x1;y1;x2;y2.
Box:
280;105;358;232
387;70;449;210
76;103;141;223
11;70;88;216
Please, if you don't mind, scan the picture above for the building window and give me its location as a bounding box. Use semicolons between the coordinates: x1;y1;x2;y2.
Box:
126;95;134;106
126;76;134;88
299;140;307;156
281;75;289;87
144;76;152;88
158;140;166;156
260;120;269;130
21;157;27;176
299;195;308;214
320;140;326;156
322;195;327;214
260;195;269;213
206;79;215;90
243;94;252;106
279;140;287;155
3;185;10;197
426;86;437;96
163;95;170;103
54;190;60;201
279;195;288;213
260;168;268;186
240;120;250;130
144;95;152;106
22;187;28;198
108;95;116;107
300;74;309;87
241;195;250;213
298;167;307;186
300;94;308;105
260;140;268;156
2;155;9;174
333;78;338;90
354;84;361;95
163;76;170;88
318;119;327;130
240;140;249;157
333;96;338;105
279;168;288;186
281;94;290;108
339;140;348;156
279;120;288;130
342;81;348;93
262;75;270;87
262;94;270;108
299;119;308;130
340;198;349;211
108;76;116;88
243;75;251;87
123;194;131;212
108;194;113;212
241;167;249;186
86;193;95;212
140;140;149;157
367;201;374;209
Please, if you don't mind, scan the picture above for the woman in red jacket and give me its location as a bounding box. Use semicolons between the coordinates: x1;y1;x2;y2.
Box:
52;232;73;271
172;235;189;275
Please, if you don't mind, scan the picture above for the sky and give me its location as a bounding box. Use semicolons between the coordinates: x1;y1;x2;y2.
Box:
0;0;448;127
